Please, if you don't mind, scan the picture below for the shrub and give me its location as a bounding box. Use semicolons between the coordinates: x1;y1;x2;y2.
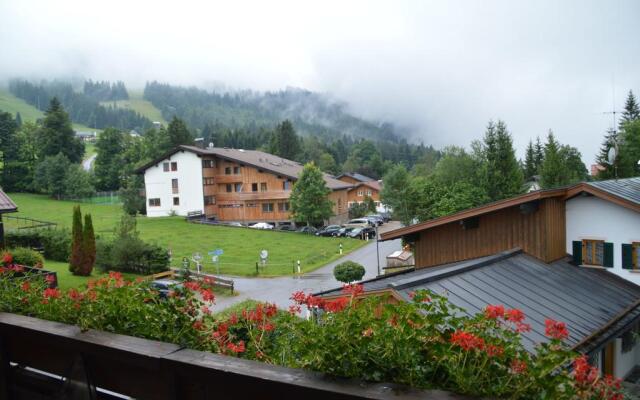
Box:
3;247;44;268
4;229;71;262
333;261;365;283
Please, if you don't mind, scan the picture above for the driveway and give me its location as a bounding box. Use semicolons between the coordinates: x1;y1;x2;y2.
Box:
83;153;96;171
213;222;403;311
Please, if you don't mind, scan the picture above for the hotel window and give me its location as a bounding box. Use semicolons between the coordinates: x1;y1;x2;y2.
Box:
225;167;232;175
252;183;258;192
171;179;179;194
204;195;215;205
366;189;372;196
357;190;364;197
226;184;233;193
233;166;240;174
163;162;170;172
171;162;177;171
203;177;215;185
260;182;267;192
278;202;290;212
262;203;274;212
622;242;640;270
173;197;180;206
202;159;215;168
234;183;243;192
148;198;161;207
283;180;291;190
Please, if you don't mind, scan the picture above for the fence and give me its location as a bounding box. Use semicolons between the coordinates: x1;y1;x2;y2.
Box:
57;191;121;205
3;216;57;232
0;312;471;400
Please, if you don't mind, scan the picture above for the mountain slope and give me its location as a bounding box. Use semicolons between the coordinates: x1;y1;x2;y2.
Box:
99;91;166;124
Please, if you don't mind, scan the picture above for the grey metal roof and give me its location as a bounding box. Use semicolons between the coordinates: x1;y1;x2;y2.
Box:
0;189;17;213
317;249;640;353
338;172;375;182
587;177;640;205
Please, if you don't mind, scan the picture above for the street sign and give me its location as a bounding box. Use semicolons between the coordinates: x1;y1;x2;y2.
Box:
208;249;224;256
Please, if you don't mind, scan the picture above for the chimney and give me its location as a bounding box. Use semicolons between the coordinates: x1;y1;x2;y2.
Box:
194;137;205;149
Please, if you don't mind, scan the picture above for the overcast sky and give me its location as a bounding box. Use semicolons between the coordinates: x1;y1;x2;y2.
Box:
1;0;639;164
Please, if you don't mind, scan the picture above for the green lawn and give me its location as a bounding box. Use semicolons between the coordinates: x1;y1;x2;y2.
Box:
100;91;166;124
8;193;366;278
42;260;137;290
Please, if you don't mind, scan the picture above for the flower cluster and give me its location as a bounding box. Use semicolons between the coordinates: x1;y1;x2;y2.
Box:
450;330;485;351
483;304;531;333
545;319;569;340
290;284;364;314
182;279;216;304
573;355;624;400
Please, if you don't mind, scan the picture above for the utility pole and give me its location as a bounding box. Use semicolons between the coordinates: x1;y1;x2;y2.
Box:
376;225;381;276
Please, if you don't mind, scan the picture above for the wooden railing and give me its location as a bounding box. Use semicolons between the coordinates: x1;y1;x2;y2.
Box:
0;313;470;400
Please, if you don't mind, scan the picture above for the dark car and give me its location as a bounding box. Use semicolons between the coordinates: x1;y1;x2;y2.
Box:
278;224;296;231
298;226;318;234
149;279;183;299
333;227;354;237
316;225;342;237
366;214;385;225
347;227;376;240
365;215;383;226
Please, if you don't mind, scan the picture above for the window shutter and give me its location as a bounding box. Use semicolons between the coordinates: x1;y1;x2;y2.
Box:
604;242;614;268
622;244;634;270
572;241;583;265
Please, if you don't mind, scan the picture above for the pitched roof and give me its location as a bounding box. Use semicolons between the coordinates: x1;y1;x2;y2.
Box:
337;172;375;182
0;189;17;214
317;249;640;354
136;145;353;191
347;181;382;192
382;178;640;241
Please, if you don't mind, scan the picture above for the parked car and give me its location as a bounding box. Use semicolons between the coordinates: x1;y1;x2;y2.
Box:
347;227;376;240
344;218;372;228
316;225;342;237
379;212;392;222
333;227;354;237
278;224;296;231
225;221;244;227
298;226;318;234
149;279;183;299
366;215;385;225
249;222;274;230
364;215;383;226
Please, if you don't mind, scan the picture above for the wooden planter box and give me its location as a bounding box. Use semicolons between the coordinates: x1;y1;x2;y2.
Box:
0;313;472;400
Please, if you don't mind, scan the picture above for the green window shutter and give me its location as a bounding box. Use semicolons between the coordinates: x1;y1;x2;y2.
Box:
604;242;614;268
622;244;634;270
572;241;583;265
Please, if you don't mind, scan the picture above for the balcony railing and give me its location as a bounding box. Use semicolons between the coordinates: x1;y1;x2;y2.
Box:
215;191;290;202
0;312;470;400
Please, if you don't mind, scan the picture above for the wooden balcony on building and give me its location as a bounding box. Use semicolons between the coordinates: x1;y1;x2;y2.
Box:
211;175;243;184
215;191;291;202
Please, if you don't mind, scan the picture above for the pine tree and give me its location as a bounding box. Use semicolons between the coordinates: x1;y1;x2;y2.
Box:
620;90;640;130
523;140;537;180
483;120;523;201
289;163;333;226
270;120;301;160
167;116;193;147
540;131;564;188
534;136;544;171
595;129;618;179
69;206;84;274
94;127;125;190
80;213;96;276
37;97;84;163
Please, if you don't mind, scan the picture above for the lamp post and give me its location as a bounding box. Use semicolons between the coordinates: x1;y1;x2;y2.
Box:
376;225;381;276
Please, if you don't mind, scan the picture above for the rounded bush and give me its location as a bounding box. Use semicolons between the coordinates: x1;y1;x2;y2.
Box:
4;247;44;268
333;261;365;283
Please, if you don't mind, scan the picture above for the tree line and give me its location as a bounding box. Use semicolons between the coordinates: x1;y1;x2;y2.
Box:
9;79;151;131
83;80;129;102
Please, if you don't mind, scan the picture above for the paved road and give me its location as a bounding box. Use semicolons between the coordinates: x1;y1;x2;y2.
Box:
214;223;402;311
83;154;96;171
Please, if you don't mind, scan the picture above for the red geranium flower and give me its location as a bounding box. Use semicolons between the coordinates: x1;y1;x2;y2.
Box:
200;288;215;303
43;287;61;299
450;330;485;351
484;304;505;319
20;281;31;292
2;253;13;265
510;359;528;374
505;308;525;323
545;319;569;340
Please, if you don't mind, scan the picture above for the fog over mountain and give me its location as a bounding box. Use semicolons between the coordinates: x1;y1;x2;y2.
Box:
1;0;639;163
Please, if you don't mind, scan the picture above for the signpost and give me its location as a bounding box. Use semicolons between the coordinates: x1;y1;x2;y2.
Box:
192;252;203;273
208;249;223;275
260;249;268;267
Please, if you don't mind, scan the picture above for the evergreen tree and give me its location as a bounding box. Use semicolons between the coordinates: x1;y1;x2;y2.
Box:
120;175;146;215
289;163;333;226
618;120;640;177
595;129;618;179
94;127;125;190
380;164;415;225
523;140;537;180
0;111;19;188
483;120;523;201
620;90;640;130
540;131;565;188
37;97;84;163
69;206;84;275
80;213;96;276
269;120;301;160
166;116;193;147
33;153;71;198
15;112;22;128
534;136;544;170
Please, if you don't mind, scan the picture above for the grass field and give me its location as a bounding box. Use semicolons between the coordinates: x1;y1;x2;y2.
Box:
100;91;166;124
42;260;138;290
0;89;98;132
8;193;366;278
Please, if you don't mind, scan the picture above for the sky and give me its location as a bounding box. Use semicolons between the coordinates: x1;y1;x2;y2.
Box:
1;0;639;164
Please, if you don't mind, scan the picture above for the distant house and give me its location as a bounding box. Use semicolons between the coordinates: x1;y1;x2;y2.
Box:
0;190;18;246
135;145;353;225
74;130;97;142
317;177;640;379
336;172;385;213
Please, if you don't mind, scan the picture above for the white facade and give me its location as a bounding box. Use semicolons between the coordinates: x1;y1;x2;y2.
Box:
566;195;640;285
143;151;204;217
